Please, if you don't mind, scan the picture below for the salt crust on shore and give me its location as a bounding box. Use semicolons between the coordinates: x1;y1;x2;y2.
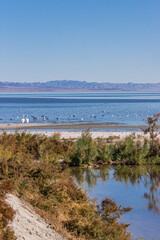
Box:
1;130;151;139
6;193;67;240
30;131;149;139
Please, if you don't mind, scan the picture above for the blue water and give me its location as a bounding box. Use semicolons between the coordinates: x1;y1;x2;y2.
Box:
0;91;160;129
69;166;160;240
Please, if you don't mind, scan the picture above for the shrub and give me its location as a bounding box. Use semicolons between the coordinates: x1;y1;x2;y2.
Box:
70;131;97;166
97;137;150;165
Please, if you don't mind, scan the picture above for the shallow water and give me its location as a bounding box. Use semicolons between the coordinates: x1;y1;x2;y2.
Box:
0;91;160;130
68;165;160;240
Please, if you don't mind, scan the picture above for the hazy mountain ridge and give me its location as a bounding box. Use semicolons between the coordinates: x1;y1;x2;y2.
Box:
0;80;160;90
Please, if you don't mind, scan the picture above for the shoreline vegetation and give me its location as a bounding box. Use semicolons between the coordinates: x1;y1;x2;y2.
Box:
0;131;134;240
0;114;159;240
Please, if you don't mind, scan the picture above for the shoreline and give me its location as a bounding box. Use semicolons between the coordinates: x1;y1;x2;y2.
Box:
0;130;149;139
0;122;144;131
30;131;148;139
0;123;149;139
0;122;150;139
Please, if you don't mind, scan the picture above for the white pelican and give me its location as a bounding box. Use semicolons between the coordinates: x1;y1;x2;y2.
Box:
26;118;29;123
21;118;25;123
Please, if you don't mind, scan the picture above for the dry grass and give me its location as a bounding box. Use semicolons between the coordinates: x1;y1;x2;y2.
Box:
0;181;16;240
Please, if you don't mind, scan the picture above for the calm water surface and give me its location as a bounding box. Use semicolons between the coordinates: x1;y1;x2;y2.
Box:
68;166;160;240
0;91;160;130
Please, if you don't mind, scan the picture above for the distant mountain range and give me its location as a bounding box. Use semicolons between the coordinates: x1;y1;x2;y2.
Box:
0;80;160;90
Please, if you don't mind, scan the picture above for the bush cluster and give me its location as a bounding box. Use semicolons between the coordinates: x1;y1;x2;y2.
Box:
0;130;160;169
0;132;133;240
68;132;160;166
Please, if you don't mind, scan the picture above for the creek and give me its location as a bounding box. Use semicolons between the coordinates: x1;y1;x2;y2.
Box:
67;165;160;240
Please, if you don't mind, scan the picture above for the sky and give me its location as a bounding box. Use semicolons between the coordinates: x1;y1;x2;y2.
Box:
0;0;160;83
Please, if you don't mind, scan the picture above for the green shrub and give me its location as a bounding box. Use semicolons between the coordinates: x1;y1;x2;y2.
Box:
97;137;150;165
70;131;97;166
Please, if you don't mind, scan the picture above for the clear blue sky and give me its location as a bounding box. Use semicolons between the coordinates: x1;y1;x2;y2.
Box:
0;0;160;83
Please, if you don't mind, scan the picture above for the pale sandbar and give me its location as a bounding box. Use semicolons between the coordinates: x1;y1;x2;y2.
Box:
0;122;144;130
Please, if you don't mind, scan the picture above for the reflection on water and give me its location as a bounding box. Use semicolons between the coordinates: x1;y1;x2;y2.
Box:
67;165;160;240
68;167;110;189
113;166;160;215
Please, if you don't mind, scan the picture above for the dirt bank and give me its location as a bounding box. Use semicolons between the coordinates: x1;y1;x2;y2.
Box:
6;193;67;240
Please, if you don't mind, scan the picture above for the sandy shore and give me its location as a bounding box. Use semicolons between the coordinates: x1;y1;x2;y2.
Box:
0;122;150;139
0;129;149;139
33;131;150;139
0;122;143;130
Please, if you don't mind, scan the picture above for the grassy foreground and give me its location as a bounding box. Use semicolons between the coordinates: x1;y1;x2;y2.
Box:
0;132;136;240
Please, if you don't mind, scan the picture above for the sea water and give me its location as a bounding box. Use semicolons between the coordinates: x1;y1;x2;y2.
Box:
0;91;160;129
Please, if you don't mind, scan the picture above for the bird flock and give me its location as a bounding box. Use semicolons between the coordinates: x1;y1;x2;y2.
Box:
0;109;151;124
